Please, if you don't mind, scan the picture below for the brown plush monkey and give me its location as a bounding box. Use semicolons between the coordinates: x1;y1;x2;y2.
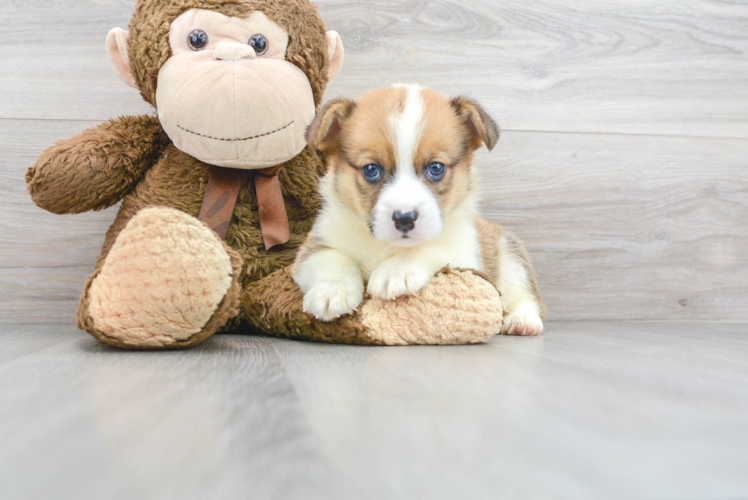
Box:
27;0;503;349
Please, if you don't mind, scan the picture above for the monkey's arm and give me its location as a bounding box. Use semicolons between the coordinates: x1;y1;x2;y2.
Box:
26;115;169;214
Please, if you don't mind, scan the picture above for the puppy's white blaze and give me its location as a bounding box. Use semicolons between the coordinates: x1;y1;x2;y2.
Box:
390;84;425;178
372;84;443;245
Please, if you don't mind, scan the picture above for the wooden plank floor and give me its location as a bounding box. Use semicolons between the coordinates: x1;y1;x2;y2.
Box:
1;322;747;500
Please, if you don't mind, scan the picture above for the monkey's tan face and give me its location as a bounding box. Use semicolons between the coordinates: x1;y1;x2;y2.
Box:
156;9;316;169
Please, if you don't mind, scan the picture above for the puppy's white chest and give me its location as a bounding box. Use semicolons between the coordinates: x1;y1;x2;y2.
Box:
429;221;483;270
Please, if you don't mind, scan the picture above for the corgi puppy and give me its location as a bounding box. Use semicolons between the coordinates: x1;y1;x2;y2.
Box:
293;85;546;336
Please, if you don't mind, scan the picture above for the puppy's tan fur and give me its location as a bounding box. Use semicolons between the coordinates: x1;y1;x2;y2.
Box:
294;85;545;335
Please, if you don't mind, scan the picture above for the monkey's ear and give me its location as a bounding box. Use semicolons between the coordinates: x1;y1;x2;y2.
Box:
306;98;356;152
106;28;138;89
450;97;500;151
326;31;345;83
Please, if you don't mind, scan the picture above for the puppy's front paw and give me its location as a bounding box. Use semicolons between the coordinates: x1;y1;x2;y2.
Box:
303;281;364;322
367;261;432;301
502;311;544;336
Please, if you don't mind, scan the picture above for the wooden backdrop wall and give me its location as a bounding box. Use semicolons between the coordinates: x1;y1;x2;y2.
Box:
1;0;747;323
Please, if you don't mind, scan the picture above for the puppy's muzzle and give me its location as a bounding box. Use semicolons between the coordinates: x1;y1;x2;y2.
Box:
392;209;419;234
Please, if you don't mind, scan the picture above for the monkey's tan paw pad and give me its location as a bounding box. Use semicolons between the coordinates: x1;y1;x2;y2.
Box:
361;269;503;345
88;207;234;347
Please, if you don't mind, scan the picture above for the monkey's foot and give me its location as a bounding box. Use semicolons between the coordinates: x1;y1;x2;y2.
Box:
244;267;503;345
80;207;242;349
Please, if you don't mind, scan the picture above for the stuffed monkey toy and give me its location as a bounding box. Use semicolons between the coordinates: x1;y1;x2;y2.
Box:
27;0;503;349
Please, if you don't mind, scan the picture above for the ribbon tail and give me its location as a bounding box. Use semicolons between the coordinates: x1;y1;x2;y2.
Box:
255;167;290;251
198;166;247;240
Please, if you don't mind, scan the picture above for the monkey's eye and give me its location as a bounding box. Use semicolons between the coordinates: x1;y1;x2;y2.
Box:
249;34;268;55
362;164;383;183
425;162;446;182
188;29;209;51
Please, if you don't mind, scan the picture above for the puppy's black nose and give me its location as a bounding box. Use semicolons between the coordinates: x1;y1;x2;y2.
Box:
392;209;419;233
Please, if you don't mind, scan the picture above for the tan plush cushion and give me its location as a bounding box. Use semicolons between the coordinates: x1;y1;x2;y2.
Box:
88;207;235;347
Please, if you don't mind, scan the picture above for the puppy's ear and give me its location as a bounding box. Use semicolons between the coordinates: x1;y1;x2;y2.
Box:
450;97;500;151
306;98;357;153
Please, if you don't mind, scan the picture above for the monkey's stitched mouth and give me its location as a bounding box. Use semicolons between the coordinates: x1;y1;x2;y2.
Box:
177;121;294;142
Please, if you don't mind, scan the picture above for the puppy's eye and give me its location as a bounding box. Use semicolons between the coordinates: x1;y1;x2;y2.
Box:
426;162;446;182
362;164;383;183
249;34;268;55
188;29;209;51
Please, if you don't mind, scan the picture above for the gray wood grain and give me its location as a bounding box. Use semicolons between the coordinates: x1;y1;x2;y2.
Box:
480;131;748;321
2;0;747;137
322;0;748;138
1;322;747;500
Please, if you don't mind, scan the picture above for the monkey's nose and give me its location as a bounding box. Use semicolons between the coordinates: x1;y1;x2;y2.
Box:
214;42;257;61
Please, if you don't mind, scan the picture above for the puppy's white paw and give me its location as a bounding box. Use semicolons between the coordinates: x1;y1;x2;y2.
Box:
367;261;432;301
303;281;364;322
502;311;544;336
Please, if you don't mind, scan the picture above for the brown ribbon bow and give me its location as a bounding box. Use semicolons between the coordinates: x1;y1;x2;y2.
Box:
198;165;290;250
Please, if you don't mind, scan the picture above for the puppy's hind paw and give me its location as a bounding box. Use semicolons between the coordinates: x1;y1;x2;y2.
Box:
367;261;432;301
502;311;544;336
303;281;364;322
